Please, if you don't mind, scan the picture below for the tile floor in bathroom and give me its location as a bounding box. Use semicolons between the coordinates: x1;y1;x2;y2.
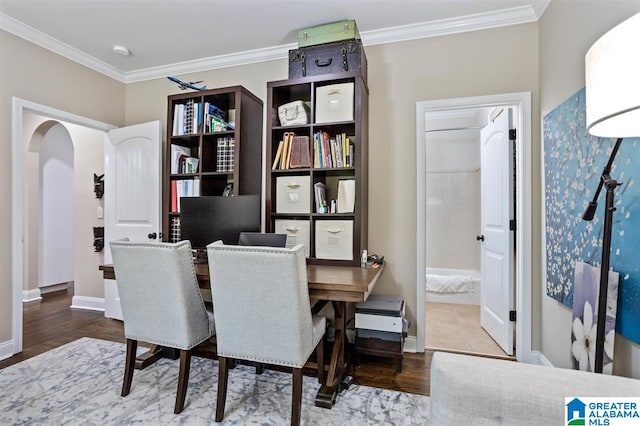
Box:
426;301;515;359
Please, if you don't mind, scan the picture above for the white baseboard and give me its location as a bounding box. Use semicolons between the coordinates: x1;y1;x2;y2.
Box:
70;296;105;312
403;336;417;353
0;339;14;361
40;282;71;294
531;350;554;367
22;288;42;302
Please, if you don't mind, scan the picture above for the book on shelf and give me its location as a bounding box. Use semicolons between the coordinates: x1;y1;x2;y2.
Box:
299;136;311;168
284;132;294;169
184;157;199;174
204;102;234;132
289;135;311;169
313;131;354;168
171;180;178;212
171;144;192;174
172;101;201;135
314;182;328;213
171;178;201;212
216;137;235;172
185;99;194;134
278;135;288;170
279;132;292;169
272;139;285;170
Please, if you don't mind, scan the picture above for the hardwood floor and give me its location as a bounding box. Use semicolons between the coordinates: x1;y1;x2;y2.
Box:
0;289;432;396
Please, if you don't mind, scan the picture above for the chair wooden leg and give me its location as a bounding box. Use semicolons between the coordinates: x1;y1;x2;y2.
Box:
121;339;137;397
255;362;264;374
291;367;303;426
317;337;325;384
174;349;192;414
215;356;229;422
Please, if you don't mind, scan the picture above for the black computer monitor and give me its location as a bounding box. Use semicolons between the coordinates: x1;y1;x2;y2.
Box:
180;195;261;249
238;232;287;248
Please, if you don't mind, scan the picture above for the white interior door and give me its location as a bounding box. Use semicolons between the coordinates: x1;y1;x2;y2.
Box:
103;121;162;319
479;108;514;355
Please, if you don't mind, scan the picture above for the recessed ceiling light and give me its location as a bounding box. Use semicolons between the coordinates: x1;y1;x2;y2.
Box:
112;45;130;56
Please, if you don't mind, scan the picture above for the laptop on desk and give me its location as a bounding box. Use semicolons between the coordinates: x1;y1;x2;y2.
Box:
237;232;287;248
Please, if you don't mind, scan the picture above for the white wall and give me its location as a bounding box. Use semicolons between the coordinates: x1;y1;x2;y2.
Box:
38;124;74;288
23;112;105;301
425;128;481;271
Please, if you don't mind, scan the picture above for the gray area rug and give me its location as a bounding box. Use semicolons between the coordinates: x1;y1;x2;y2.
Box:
0;338;429;425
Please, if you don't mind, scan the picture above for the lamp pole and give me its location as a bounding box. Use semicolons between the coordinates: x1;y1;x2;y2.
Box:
583;137;623;373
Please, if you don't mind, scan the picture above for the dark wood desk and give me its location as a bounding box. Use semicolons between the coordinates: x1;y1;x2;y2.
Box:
99;262;383;408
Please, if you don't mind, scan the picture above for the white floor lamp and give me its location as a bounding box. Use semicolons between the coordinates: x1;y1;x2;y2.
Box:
584;12;640;373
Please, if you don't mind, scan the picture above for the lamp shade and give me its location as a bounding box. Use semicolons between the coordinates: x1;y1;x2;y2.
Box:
585;12;640;138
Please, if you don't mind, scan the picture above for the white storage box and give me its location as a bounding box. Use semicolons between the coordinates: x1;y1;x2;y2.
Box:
315;83;354;123
276;176;311;214
315;220;353;260
274;219;310;257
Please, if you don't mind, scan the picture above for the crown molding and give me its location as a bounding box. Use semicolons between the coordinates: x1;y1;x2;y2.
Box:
0;12;125;82
125;43;295;83
361;5;538;47
2;5;540;84
531;0;552;20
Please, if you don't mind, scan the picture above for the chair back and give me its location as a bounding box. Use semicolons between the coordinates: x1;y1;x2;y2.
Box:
206;241;314;367
110;239;213;349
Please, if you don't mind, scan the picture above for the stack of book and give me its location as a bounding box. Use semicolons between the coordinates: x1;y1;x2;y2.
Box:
170;145;199;174
314;182;328;213
313;131;354;168
170;179;201;212
272;132;311;170
216;137;235;172
173;100;202;135
204;103;234;132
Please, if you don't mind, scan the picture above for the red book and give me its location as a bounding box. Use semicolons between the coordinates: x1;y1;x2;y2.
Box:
171;180;178;212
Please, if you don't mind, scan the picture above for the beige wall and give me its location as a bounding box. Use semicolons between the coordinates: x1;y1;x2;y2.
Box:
539;0;640;377
366;24;540;337
0;29;124;343
69;123;106;298
123;23;540;342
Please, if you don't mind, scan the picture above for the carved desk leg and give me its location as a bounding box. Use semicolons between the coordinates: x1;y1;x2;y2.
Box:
315;301;347;408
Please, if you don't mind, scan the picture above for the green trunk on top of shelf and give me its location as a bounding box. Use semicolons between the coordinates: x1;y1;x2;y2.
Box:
297;20;360;48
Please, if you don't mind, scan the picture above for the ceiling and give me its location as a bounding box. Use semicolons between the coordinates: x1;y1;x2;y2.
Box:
0;0;550;83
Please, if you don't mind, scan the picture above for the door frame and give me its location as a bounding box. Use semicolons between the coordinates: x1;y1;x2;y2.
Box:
416;92;533;363
11;97;115;354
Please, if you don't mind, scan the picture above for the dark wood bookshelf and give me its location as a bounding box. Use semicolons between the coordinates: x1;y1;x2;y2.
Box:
163;85;263;242
266;71;369;266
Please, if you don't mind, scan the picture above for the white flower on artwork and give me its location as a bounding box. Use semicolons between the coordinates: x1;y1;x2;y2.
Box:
572;301;597;371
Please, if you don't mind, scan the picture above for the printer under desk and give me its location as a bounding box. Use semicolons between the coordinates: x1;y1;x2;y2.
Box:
354;295;408;373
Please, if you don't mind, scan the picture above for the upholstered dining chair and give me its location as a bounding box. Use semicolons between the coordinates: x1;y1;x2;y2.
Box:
206;241;325;426
109;239;216;414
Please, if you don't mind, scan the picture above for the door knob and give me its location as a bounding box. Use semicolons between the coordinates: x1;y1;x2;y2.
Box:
148;232;157;240
476;235;485;242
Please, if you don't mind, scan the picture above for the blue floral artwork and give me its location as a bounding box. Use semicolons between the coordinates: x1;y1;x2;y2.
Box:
571;261;618;373
543;87;640;345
